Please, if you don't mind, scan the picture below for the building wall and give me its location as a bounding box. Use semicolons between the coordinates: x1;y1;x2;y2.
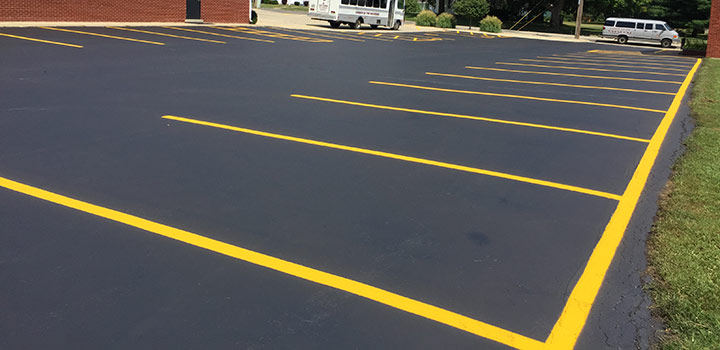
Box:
709;0;720;58
0;0;248;23
204;0;249;23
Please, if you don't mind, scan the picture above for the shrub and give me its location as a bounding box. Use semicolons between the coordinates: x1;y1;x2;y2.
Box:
452;0;489;28
405;0;421;16
436;13;456;28
261;0;276;4
415;10;437;27
682;37;707;52
478;15;502;33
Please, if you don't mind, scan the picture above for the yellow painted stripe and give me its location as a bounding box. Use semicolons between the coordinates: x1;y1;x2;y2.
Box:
311;30;391;41
546;55;693;69
497;62;686;77
291;94;650;143
544;58;702;349
107;27;226;44
163;115;622;200
163;27;274;43
40;27;164;45
369;81;667;114
219;27;331;43
0;32;83;48
0;175;544;350
269;28;365;42
520;58;690;72
465;66;682;85
572;53;696;64
580;50;695;62
425;72;675;96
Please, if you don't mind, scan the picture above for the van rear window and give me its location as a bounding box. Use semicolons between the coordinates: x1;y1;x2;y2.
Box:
604;20;615;26
616;21;635;28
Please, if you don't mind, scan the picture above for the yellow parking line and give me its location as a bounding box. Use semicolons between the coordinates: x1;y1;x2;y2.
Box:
425;72;675;96
394;35;399;39
163;115;622;200
0;175;543;350
40;27;164;45
107;27;226;44
497;62;686;77
369;81;667;113
545;58;701;350
270;28;365;42
519;58;690;72
163;27;274;43
291;94;650;143
374;33;383;37
550;53;694;65
465;66;682;84
220;27;331;43
544;55;693;69
442;30;491;39
0;32;83;48
573;52;695;63
318;30;392;41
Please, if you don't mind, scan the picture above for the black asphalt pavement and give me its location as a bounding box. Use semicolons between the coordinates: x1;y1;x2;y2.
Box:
0;25;697;349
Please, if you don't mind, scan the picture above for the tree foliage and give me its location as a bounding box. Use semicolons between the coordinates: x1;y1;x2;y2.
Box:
453;0;490;27
481;0;712;32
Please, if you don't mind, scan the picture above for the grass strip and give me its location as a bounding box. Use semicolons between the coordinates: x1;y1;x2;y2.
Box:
648;58;720;349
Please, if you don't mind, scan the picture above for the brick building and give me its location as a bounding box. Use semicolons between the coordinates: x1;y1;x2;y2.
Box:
0;0;250;23
709;0;720;58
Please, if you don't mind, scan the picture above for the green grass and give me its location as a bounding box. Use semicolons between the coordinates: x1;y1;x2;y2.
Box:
260;3;309;12
647;59;720;350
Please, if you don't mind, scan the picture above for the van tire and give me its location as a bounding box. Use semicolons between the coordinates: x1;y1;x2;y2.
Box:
370;24;378;29
329;21;340;28
392;20;401;30
348;18;362;29
617;35;628;44
661;38;672;48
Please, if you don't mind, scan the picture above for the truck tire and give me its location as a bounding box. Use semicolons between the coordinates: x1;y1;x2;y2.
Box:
661;38;672;48
617;35;628;44
329;21;340;28
392;20;401;30
348;18;362;29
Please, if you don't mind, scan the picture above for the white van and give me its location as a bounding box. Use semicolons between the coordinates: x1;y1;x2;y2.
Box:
308;0;404;29
602;17;680;48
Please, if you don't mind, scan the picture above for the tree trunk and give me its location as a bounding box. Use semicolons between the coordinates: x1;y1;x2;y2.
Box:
550;0;565;32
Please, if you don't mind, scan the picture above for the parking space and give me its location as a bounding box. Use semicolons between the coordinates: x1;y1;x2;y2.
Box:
0;27;699;349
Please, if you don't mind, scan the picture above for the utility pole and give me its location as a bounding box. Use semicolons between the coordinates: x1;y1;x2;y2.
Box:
574;0;584;39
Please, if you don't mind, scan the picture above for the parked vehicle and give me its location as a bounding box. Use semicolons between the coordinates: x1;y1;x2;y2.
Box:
602;17;680;48
307;0;404;29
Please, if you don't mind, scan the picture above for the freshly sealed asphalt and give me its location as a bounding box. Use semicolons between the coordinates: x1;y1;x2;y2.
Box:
0;25;699;349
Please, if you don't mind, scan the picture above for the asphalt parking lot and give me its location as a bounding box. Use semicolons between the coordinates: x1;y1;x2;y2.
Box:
0;25;700;349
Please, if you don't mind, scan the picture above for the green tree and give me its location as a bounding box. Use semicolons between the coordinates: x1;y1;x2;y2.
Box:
453;0;491;28
405;0;422;15
657;0;712;34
